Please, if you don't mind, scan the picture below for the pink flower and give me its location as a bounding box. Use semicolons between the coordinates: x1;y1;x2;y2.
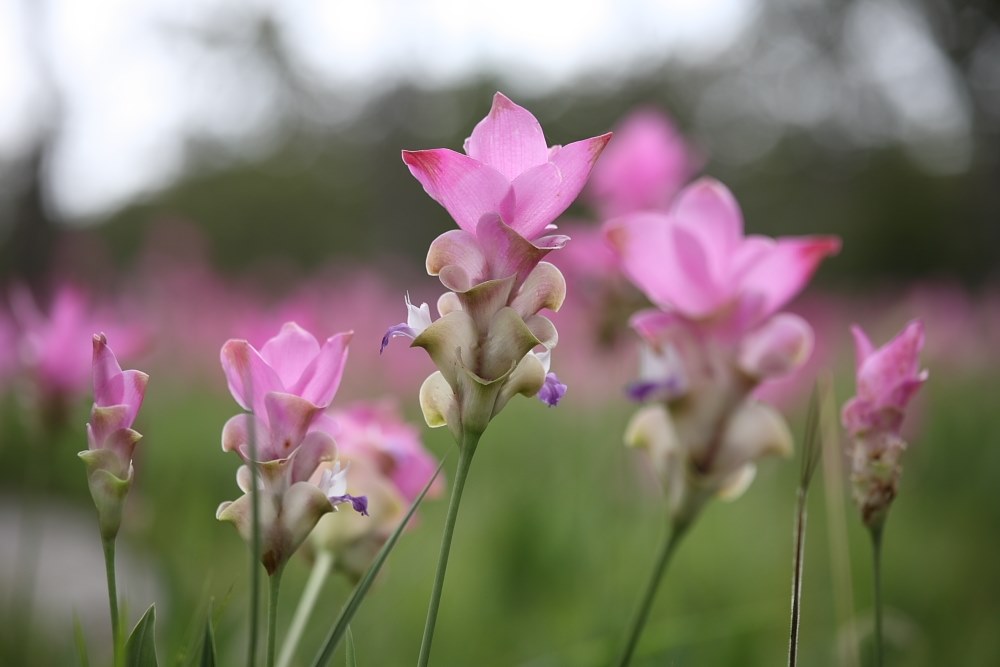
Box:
79;334;149;539
606;178;841;335
10;284;145;412
389;93;611;436
0;310;16;388
216;322;366;574
307;401;445;579
220;322;352;454
842;320;928;438
403;92;611;243
586;108;700;218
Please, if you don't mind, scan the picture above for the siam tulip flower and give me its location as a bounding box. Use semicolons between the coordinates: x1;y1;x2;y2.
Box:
608;178;839;666
389;93;610;439
842;320;927;528
841;320;926;666
9;284;145;426
586;108;700;218
606;177;841;338
217;322;366;575
392;92;611;667
79;333;149;540
607;178;839;519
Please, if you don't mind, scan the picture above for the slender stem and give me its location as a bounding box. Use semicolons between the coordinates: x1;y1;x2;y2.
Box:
277;550;334;667
102;537;122;667
788;489;808;667
870;524;885;667
616;520;690;667
266;564;286;667
248;416;262;666
416;432;480;667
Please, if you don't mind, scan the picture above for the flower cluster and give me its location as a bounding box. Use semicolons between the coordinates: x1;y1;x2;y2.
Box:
308;401;444;580
607;178;840;520
79;333;149;540
842;320;927;528
217;322;367;574
383;93;611;440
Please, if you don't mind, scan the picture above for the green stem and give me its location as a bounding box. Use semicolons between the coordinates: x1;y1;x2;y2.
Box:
248;417;263;666
787;489;808;667
102;537;122;667
616;520;690;667
267;564;286;667
416;432;480;667
276;550;334;667
870;524;885;667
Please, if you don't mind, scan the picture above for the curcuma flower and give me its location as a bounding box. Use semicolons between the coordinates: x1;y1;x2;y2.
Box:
842;320;927;528
79;334;149;540
387;93;610;438
607;178;840;521
217;323;367;574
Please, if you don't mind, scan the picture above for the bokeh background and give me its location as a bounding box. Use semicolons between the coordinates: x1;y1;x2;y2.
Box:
1;0;999;665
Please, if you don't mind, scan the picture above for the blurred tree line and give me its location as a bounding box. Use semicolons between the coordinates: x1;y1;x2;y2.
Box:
1;0;998;295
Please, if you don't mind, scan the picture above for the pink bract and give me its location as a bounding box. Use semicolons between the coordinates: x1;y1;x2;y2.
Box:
327;401;444;503
606;177;841;334
10;284;146;402
842;320;928;437
403;92;611;242
586;108;700;217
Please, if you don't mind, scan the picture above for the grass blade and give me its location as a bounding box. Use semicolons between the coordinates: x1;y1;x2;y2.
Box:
309;454;450;667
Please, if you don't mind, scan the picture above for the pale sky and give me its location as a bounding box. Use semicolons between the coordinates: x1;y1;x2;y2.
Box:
0;0;975;219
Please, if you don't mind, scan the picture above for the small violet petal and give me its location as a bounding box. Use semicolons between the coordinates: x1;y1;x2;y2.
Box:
380;324;416;354
331;493;369;516
537;372;567;407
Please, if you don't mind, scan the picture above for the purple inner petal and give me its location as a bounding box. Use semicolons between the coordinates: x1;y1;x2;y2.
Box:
537;372;567;407
380;323;416;354
331;493;369;516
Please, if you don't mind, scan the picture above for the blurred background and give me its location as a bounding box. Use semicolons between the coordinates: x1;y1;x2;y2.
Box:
1;0;998;665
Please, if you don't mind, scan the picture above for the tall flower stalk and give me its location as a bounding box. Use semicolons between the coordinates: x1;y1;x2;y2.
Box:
384;92;610;665
217;323;368;667
841;320;927;665
78;334;149;667
606;178;840;664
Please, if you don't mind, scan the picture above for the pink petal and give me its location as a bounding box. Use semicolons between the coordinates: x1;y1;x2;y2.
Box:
463;92;550;181
669;224;729;317
850;325;876;371
402;148;512;233
857;319;926;407
118;369;149;428
737;236;841;323
587;109;697;216
477;213;549;287
738;313;814;379
292;331;352;408
259;322;321;389
670;177;744;273
263;392;323;460
91;333;124;407
220;339;283;414
289;430;337;484
629;309;682;342
509;134;611;240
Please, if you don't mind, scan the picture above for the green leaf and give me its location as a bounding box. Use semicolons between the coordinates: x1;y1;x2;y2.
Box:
309;454;451;667
199;612;217;667
125;605;158;667
73;613;90;667
345;627;357;667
